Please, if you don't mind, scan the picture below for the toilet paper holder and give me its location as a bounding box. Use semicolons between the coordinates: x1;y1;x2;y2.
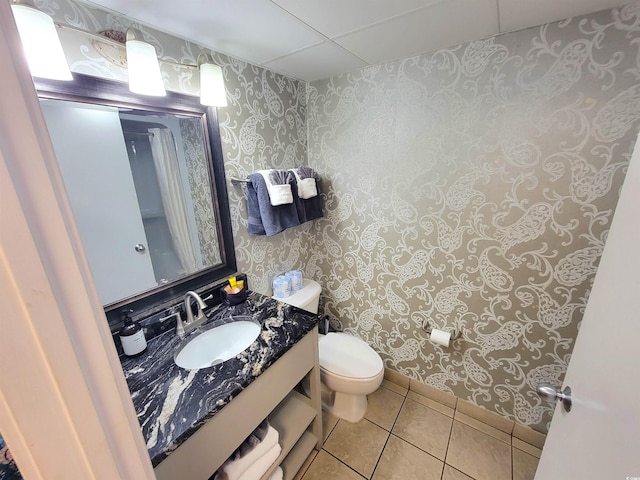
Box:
423;320;462;341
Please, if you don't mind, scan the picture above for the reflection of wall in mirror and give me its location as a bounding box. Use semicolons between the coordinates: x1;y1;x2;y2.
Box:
179;117;221;266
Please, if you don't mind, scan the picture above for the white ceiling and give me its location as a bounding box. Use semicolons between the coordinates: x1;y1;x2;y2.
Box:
86;0;633;82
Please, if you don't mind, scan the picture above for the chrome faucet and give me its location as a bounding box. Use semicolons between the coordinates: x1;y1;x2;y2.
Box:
176;291;208;338
185;291;207;324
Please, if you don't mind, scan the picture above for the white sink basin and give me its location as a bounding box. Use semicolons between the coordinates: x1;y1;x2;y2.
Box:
174;319;260;370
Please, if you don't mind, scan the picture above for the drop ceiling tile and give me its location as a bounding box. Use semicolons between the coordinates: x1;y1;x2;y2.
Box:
334;0;499;65
270;0;443;38
499;0;632;33
86;0;633;82
87;0;326;65
264;41;368;81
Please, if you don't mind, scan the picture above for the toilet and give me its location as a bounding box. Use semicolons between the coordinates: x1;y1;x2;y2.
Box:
275;278;384;422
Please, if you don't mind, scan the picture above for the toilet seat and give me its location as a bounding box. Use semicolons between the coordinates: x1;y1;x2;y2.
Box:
319;333;383;379
319;365;384;383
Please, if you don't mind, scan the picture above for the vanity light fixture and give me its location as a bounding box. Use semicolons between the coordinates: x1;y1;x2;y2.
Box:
198;53;227;107
125;28;166;97
10;0;72;81
10;2;226;105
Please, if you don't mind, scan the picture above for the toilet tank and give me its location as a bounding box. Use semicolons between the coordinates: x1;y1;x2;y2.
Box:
274;278;321;313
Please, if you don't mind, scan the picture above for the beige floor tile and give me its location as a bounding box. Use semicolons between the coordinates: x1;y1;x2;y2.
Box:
446;421;512;480
372;434;443;480
407;391;454;418
409;380;457;408
365;386;405;430
382;379;408;396
442;465;474;480
384;368;411;388
322;409;340;441
454;411;511;444
456;399;514;434
324;419;389;478
391;397;453;460
301;450;365;480
513;447;540;480
293;450;318;480
513;423;546;449
512;437;542;459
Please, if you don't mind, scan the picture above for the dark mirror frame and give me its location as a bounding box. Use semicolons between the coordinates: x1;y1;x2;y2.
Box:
34;73;237;325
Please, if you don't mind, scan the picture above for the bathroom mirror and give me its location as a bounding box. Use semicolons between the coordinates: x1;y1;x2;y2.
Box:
34;73;236;322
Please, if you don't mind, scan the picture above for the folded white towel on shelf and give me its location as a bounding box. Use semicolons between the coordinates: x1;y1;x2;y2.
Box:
217;425;280;480
268;466;283;480
237;443;282;480
259;170;293;206
290;167;318;199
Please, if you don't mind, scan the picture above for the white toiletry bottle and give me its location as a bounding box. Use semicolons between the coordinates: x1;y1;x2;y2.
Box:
119;310;147;357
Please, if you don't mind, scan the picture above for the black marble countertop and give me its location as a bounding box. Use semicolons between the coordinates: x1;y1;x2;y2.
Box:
120;292;319;467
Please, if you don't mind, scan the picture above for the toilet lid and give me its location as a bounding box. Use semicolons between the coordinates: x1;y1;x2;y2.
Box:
319;333;383;379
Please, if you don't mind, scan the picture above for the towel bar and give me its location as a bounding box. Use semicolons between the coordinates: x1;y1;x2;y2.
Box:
230;177;251;185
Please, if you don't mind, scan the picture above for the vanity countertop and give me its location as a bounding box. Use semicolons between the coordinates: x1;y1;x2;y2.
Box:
119;292;319;467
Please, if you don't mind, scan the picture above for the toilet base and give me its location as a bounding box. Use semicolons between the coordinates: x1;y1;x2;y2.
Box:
305;373;376;423
324;391;369;423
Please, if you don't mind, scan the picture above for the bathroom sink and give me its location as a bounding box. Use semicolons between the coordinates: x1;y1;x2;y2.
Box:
174;318;261;369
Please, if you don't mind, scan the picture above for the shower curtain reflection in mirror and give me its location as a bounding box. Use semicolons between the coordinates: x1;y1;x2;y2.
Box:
148;128;199;276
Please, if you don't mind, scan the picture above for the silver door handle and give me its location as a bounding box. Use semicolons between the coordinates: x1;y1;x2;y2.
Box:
134;244;146;253
537;384;572;412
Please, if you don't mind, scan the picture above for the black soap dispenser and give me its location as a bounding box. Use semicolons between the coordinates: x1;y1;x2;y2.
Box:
119;310;147;357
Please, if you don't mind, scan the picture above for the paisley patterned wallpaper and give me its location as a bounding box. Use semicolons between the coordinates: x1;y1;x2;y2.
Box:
178;117;221;267
33;0;640;433
307;5;640;432
217;57;315;294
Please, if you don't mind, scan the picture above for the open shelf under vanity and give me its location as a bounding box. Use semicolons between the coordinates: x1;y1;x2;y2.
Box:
154;326;323;480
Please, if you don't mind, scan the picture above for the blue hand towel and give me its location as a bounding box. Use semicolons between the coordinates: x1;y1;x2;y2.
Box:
246;180;266;236
293;176;323;224
248;173;301;236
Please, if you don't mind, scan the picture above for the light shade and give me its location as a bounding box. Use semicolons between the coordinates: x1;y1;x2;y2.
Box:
199;61;227;107
125;32;166;96
11;4;72;81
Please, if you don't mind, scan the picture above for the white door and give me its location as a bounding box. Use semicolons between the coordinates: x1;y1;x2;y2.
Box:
535;134;640;478
40;100;158;305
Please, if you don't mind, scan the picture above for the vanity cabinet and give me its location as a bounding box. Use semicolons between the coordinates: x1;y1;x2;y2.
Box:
154;326;323;480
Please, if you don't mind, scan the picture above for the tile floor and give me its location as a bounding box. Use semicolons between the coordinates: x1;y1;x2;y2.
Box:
294;380;541;480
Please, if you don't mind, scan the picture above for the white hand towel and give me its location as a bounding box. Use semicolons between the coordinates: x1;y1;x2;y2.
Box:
290;169;318;199
220;425;280;480
268;466;283;480
259;170;293;206
237;443;282;480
